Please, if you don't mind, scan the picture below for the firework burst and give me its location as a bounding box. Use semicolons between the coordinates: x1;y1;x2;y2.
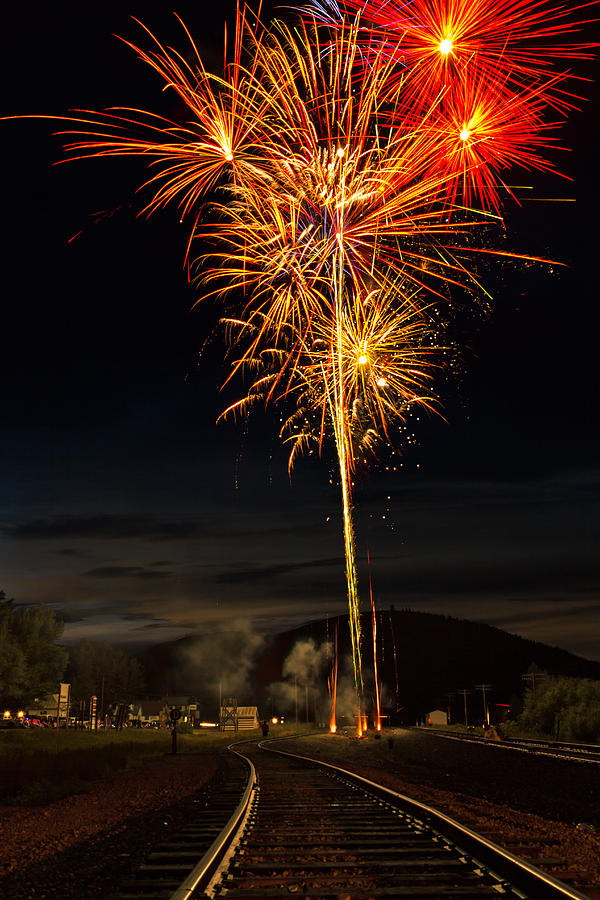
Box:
297;0;597;209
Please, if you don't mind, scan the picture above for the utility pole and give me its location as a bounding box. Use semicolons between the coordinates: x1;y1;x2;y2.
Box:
475;684;492;726
457;689;471;727
522;672;545;692
445;692;456;725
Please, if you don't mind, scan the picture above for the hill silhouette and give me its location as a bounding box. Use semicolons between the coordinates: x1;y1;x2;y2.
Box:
137;609;600;723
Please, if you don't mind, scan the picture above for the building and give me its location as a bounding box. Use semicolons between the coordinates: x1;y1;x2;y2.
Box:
130;697;200;727
427;709;448;726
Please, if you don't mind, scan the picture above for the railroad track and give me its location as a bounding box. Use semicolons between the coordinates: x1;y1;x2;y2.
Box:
111;749;250;900
416;728;600;765
112;739;592;900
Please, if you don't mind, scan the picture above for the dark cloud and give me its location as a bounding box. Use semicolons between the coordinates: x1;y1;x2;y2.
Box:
216;556;344;584
84;566;173;579
506;595;598;605
120;612;172;622
358;555;599;599
136;570;174;579
484;604;600;628
6;516;206;542
52;608;88;624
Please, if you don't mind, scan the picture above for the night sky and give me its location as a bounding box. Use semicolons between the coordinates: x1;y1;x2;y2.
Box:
1;3;599;659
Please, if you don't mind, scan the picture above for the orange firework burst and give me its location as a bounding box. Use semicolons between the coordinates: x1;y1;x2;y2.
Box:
430;62;567;209
298;0;597;209
302;0;597;106
46;5;275;265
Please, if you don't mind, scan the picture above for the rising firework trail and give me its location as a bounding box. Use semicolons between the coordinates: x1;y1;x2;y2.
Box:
9;0;592;701
388;608;401;712
369;553;382;732
328;620;338;733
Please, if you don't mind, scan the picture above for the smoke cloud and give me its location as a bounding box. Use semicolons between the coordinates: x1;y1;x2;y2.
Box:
268;636;392;728
177;619;265;709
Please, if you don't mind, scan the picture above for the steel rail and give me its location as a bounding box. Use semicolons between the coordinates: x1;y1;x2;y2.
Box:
258;739;592;900
167;743;257;900
416;727;600;764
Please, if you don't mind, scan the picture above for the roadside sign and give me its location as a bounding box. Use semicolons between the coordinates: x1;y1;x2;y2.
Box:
90;694;98;731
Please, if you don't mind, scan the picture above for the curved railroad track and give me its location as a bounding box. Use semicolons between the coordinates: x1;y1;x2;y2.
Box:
415;728;600;765
112;738;592;900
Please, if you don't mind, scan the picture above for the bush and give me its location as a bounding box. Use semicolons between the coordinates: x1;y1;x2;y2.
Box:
518;676;600;743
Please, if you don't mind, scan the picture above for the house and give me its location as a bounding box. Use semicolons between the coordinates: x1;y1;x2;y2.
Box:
26;694;59;719
427;708;448;726
137;700;168;726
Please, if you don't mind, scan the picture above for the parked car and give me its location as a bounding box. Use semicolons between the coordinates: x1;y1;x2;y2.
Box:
0;719;25;730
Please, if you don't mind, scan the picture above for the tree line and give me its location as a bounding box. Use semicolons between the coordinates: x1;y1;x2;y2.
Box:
0;592;144;711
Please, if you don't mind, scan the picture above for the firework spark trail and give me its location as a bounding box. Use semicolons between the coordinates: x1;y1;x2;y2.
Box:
219;280;445;690
369;552;382;731
11;0;591;699
389;608;401;710
199;15;476;691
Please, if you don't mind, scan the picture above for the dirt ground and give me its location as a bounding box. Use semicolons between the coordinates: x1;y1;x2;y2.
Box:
0;752;218;899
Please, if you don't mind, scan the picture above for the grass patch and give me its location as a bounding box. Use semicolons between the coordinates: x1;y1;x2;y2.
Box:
4;776;94;806
0;728;224;805
0;725;314;805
